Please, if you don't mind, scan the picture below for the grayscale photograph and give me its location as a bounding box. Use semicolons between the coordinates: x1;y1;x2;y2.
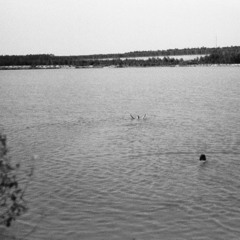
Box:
0;0;240;239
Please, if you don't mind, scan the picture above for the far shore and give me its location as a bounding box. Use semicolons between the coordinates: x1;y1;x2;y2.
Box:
1;64;240;70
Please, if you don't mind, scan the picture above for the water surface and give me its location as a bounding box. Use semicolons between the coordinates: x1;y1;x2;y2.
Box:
0;67;240;240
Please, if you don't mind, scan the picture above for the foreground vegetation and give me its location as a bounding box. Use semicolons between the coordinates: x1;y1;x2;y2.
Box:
0;46;240;68
0;134;31;227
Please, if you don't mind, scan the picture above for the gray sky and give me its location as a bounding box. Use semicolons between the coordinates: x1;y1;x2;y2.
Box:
0;0;239;55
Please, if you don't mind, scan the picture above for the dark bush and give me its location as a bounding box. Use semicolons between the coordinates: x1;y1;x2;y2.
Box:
0;134;31;227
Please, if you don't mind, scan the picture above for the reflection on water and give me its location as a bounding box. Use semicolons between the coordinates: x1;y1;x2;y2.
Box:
0;67;240;240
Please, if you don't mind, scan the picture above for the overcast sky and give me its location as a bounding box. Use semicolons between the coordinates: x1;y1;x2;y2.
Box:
0;0;239;55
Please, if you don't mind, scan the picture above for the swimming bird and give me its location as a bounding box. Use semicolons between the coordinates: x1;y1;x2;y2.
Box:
199;154;206;161
130;114;135;119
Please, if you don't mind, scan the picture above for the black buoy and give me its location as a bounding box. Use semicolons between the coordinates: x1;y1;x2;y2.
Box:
199;154;206;161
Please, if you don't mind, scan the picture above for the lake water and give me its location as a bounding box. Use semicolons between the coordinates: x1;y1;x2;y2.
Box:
1;67;240;240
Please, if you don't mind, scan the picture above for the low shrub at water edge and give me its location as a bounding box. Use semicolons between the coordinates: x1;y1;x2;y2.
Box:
0;133;33;227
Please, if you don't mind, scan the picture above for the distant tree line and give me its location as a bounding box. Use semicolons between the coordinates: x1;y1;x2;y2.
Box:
198;50;240;64
0;46;240;68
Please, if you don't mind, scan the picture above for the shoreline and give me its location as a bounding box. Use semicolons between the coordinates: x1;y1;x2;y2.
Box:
1;63;240;70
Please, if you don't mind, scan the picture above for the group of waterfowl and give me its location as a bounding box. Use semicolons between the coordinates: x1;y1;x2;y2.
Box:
130;114;146;120
129;114;207;162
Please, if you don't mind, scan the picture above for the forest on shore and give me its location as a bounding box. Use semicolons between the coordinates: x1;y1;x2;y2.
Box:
1;46;240;68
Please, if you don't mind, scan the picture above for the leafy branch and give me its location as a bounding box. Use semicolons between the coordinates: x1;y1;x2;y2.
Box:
0;133;33;227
